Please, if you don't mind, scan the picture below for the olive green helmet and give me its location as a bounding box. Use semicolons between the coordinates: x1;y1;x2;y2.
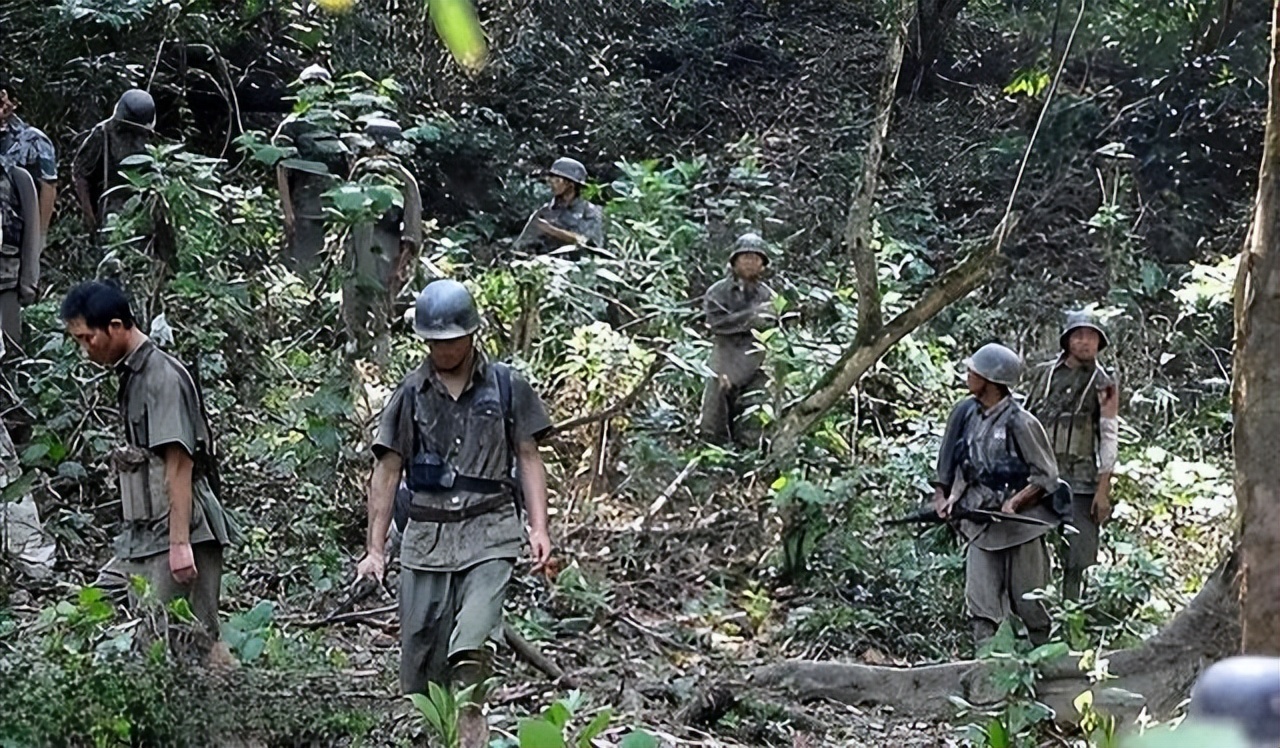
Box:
413;280;481;340
728;232;770;265
548;157;588;186
963;343;1022;387
112;89;156;130
1188;657;1280;748
1060;311;1109;351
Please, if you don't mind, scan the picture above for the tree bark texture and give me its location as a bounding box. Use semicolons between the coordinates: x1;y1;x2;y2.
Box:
899;0;969;96
847;0;911;346
1232;0;1280;657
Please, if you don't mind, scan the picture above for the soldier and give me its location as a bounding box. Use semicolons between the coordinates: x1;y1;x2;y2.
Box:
60;281;238;664
72;89;157;231
343;117;422;366
514;157;605;256
0;76;57;350
933;343;1061;647
1024;311;1119;601
355;279;552;748
698;232;776;446
276;65;348;271
1187;656;1280;748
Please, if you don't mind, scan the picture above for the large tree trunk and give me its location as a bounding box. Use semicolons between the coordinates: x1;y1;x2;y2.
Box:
898;0;969;96
753;551;1241;722
1233;0;1280;656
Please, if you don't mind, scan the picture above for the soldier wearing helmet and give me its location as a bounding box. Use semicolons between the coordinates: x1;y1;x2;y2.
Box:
341;116;423;366
698;232;776;446
0;74;57;351
1024;310;1120;601
275;64;348;270
1185;657;1280;748
932;342;1061;648
514;156;605;256
72;88;157;230
356;279;552;748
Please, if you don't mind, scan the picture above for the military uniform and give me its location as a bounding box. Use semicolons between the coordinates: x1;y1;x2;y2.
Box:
514;197;605;256
698;276;775;445
71;120;151;226
93;340;237;640
343;156;422;365
277;120;347;270
1025;357;1116;600
945;395;1060;645
374;351;550;694
0;114;56;347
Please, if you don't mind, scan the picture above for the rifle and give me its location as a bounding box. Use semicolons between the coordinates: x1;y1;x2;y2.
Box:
882;505;1056;528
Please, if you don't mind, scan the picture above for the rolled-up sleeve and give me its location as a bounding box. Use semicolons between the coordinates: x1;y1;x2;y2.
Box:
373;385;412;460
934;399;975;488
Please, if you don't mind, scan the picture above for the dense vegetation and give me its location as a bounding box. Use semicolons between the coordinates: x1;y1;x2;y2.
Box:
0;0;1268;745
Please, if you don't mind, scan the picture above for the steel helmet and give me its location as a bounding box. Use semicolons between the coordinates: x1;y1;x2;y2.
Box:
298;64;332;83
112;89;156;130
363;117;403;146
1060;310;1110;351
963;343;1022;387
548;157;588;186
729;232;770;265
1189;657;1280;748
413;280;481;340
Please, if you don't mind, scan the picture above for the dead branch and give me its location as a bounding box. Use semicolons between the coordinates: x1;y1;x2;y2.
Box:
846;0;911;345
501;623;575;686
636;456;702;530
546;355;668;435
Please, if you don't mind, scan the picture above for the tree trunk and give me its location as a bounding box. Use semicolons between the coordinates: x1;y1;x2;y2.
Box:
899;0;970;96
1232;0;1280;657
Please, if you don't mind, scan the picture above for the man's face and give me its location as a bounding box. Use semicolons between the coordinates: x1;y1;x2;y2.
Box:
428;335;474;372
0;90;18;122
732;252;765;281
966;368;987;396
1067;328;1102;363
548;175;574;199
65;317;130;366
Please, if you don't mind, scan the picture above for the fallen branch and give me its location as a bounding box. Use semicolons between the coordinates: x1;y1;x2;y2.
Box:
501;623;575;687
633;456;702;530
547;355;668;435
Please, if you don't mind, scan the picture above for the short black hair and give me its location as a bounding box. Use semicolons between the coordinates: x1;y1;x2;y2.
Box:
0;76;16;99
60;281;136;330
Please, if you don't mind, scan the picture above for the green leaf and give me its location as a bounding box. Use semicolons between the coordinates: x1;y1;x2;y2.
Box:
1;472;37;502
577;708;613;747
544;701;574;729
240;636;266;663
167;597;196;622
250;144;289;166
617;730;659;748
57;461;88;479
1027;641;1069;664
985;717;1009;748
428;0;488;73
518;718;566;748
20;443;49;463
280;158;331;175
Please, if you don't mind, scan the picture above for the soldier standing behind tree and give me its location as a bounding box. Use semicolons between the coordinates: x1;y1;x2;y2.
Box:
72;89;156;232
514;157;604;257
276;65;348;271
1024;310;1120;601
698;232;776;447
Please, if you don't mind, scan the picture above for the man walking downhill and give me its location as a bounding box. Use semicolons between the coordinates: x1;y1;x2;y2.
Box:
356;279;552;748
1025;311;1119;601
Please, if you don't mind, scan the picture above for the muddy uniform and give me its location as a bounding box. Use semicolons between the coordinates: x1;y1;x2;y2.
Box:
514;197;605;256
278;120;346;270
948;395;1059;645
374;352;550;694
72;120;151;226
1025;358;1115;600
94;341;237;641
343;157;422;365
698;276;775;445
0;115;56;346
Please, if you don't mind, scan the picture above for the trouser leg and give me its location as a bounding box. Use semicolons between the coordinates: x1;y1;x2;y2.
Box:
698;377;731;443
1063;492;1099;601
399;569;454;695
965;543;1008;650
731;368;768;449
1010;537;1052;645
0;289;20;354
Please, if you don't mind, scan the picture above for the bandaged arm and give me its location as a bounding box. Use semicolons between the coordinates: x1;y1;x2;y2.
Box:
1098;416;1119;473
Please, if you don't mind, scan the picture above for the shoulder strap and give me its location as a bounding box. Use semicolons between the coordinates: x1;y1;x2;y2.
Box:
494;362;515;456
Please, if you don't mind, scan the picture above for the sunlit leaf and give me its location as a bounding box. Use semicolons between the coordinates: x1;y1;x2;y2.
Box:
429;0;488;73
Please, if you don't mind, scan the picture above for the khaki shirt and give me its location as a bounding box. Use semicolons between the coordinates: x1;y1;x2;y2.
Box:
72;121;152;217
114;340;236;560
954;396;1060;551
704;276;775;386
1024;357;1115;494
374;353;551;572
515;196;605;254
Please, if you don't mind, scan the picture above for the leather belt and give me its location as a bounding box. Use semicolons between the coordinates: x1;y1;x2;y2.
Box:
407;493;511;523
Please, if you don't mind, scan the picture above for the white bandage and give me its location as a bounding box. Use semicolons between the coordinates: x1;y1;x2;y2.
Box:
1098;416;1119;473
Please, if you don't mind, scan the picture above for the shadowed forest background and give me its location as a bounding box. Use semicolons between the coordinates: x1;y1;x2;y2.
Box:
0;0;1273;745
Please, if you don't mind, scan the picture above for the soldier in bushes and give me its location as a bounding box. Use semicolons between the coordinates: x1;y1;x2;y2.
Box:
71;89;156;231
60;281;238;666
276;64;348;271
932;343;1062;647
514;156;605;256
0;76;57;351
698;232;776;446
1024;310;1119;601
355;279;552;748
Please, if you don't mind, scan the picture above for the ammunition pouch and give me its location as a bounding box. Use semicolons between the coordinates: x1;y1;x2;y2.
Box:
0;244;18;292
406;452;456;492
111;445;168;522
